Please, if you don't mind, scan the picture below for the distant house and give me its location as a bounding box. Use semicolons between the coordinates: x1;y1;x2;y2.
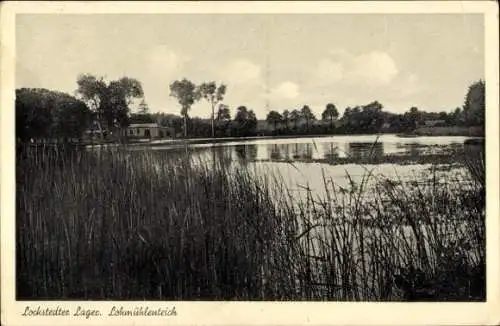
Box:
126;123;175;139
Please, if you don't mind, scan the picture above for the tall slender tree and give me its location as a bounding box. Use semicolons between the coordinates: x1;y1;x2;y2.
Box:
137;98;149;114
196;82;227;138
169;79;199;138
282;109;290;130
290;109;301;130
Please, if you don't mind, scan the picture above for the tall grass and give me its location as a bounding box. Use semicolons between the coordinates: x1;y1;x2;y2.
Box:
16;142;485;301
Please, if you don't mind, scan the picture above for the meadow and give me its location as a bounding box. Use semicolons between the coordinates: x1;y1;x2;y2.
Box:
16;141;485;301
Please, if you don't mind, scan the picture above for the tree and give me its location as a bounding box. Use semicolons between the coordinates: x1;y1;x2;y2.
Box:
110;77;144;107
233;106;257;137
300;105;315;131
51;95;92;140
216;104;231;137
266;110;283;132
169;78;199;138
342;106;363;132
76;74;107;112
359;101;384;133
107;77;143;128
216;104;231;121
196;82;227;138
129;112;155;124
322;103;339;129
451;107;464;126
290;109;301;130
137;99;149;114
129;99;152;126
101;84;127;130
463;80;485;126
247;110;257;134
342;107;351;120
438;111;449;122
16;88;54;141
282;109;290;130
76;74;144;136
16;88;91;142
405;106;420;130
337;101;385;134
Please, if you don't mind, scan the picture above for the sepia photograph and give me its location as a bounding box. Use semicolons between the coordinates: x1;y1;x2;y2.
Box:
1;1;499;325
11;9;490;302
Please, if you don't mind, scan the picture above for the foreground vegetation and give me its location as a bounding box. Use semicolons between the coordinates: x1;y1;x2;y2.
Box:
16;142;485;301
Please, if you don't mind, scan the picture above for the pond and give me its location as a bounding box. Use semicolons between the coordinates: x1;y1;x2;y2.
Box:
135;134;480;201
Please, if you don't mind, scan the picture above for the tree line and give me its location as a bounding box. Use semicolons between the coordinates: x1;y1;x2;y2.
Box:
137;79;485;138
16;74;145;142
15;74;485;142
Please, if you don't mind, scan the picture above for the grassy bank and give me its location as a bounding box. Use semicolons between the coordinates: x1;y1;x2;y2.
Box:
16;143;485;301
414;126;484;137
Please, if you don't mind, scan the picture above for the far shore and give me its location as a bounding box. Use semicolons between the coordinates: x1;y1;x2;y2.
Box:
100;127;484;148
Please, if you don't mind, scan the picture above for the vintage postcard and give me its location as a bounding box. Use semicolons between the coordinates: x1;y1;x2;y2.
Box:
1;1;499;325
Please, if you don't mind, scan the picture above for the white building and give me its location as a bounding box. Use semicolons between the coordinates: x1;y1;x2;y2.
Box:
126;123;174;139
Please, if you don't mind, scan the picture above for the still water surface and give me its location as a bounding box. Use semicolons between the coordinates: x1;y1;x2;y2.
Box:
143;134;477;199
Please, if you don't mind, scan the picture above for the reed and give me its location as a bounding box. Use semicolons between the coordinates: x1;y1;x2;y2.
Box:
16;143;485;301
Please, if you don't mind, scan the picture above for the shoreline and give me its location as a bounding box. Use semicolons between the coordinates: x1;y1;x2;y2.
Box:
21;132;483;150
121;132;483;149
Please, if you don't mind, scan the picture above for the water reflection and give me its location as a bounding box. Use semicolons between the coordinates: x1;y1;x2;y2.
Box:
266;143;315;161
292;143;313;160
322;143;340;162
231;140;461;165
395;142;423;156
346;142;384;163
146;135;475;168
234;144;258;164
267;144;283;160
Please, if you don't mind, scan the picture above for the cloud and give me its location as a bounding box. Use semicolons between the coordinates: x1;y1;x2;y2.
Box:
315;59;343;83
223;59;262;84
345;51;399;86
314;50;399;87
148;46;187;76
271;81;300;100
124;45;196;113
328;49;351;59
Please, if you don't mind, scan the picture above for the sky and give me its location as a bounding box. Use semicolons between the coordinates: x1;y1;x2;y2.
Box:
16;14;484;119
